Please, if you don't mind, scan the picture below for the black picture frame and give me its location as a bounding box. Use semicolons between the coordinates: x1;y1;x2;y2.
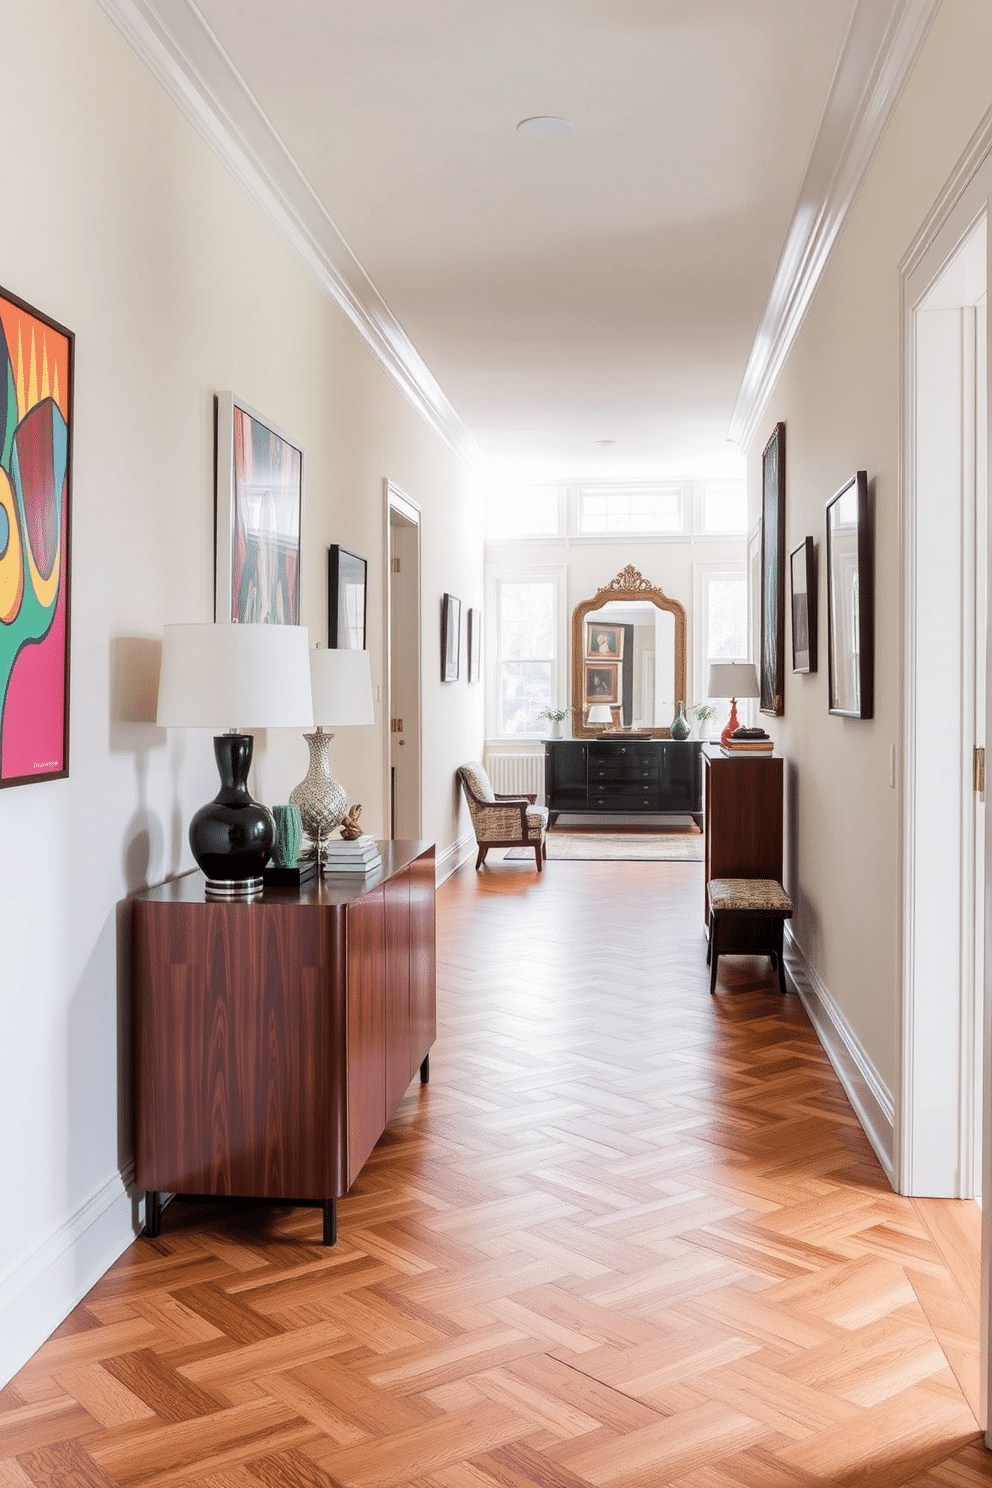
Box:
760;421;786;716
826;471;873;718
327;545;367;649
467;607;482;682
441;592;461;681
789;537;817;674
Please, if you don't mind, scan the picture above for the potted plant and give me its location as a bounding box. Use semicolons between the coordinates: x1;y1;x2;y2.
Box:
537;706;571;738
692;702;718;740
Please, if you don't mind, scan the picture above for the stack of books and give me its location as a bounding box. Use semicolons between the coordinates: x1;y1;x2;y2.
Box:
722;728;774;756
322;834;383;877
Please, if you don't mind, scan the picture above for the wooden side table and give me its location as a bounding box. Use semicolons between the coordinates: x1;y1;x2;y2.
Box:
132;841;436;1244
703;749;784;933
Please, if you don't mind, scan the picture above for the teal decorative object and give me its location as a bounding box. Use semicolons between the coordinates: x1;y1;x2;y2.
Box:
271;803;303;868
669;702;691;740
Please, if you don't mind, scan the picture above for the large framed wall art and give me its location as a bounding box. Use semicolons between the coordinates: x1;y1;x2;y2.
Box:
0;286;74;788
215;392;303;624
760;421;786;716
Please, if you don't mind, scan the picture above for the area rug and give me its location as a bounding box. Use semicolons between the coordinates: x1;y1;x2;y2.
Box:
504;829;704;862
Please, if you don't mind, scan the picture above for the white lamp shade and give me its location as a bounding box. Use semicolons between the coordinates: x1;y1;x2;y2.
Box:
586;704;613;724
706;662;760;700
310;647;375;727
157;623;314;729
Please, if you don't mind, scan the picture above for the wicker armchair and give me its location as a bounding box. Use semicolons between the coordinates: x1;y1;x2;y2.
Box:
457;762;548;872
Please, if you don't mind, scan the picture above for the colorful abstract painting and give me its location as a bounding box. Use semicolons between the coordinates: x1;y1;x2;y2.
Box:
215;392;302;625
0;288;73;787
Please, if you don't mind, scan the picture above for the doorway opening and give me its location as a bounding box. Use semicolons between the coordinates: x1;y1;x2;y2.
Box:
902;206;987;1201
385;482;422;839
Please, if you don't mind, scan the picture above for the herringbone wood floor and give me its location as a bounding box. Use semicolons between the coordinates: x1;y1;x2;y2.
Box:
2;858;989;1486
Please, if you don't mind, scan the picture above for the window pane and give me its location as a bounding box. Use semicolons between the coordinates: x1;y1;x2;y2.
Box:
499;582;554;659
499;661;552;733
703;483;747;534
707;577;747;660
487;488;559;538
579;486;683;534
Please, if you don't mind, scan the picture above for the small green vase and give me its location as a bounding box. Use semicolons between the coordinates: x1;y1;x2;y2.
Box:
271;803;303;868
670;702;691;740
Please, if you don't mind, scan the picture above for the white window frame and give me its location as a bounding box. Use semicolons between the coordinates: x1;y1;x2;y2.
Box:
485;565;567;740
574;483;688;539
485;486;566;542
693;560;749;711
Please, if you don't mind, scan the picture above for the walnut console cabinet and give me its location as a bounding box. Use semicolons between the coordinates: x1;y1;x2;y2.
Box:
133;841;436;1245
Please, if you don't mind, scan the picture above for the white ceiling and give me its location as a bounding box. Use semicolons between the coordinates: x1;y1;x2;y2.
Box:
111;0;939;483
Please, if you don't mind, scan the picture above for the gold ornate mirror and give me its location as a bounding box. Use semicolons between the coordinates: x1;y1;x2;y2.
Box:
571;565;686;738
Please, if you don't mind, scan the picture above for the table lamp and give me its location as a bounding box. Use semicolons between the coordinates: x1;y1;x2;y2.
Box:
157;622;313;898
706;662;761;747
290;647;375;860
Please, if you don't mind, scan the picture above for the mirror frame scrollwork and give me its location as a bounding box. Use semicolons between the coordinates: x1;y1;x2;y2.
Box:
571;565;686;738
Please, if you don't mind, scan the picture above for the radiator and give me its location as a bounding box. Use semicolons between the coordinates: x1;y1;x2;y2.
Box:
486;752;544;802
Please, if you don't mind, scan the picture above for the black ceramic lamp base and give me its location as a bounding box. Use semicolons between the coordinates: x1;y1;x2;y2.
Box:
189;734;275;899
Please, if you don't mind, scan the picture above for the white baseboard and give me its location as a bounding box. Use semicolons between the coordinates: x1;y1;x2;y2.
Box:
784;929;896;1187
0;1165;140;1387
436;830;476;884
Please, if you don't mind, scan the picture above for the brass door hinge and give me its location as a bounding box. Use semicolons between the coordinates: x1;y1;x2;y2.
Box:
975;745;985;801
392;718;404;733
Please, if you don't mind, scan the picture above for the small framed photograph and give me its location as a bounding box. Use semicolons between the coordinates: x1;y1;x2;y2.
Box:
826;471;873;718
327;545;367;649
441;593;461;681
215;392;303;625
467;607;482;681
584;661;619;706
586;622;623;660
790;537;817;674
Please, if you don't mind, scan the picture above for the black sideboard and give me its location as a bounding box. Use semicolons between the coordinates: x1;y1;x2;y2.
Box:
544;739;703;827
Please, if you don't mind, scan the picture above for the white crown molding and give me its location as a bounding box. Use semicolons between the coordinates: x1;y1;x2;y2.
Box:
94;0;483;473
728;0;941;452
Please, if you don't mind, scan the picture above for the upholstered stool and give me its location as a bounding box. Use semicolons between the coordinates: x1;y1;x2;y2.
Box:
707;878;793;995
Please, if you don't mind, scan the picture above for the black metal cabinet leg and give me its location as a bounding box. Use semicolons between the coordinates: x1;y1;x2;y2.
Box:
144;1190;161;1239
322;1199;337;1246
709;919;720;995
420;1053;430;1084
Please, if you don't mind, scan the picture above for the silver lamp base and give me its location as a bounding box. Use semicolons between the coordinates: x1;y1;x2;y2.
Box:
203;875;265;901
290;728;348;861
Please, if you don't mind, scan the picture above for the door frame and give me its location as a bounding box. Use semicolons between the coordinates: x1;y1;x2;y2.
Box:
383;480;423;838
899;134;991;1434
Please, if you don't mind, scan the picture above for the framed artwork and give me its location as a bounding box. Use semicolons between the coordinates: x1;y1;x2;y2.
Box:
328;545;367;648
215;392;303;624
467;607;482;681
790;537;817;674
826;471;874;718
585;622;624;660
0;286;74;788
760;421;786;715
584;661;619;706
441;592;461;681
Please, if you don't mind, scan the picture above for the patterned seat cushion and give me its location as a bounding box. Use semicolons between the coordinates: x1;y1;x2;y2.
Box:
708;878;793;915
459;762;495;802
525;806;549;830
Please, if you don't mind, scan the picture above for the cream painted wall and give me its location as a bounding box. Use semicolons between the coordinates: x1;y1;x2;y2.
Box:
0;0;483;1383
744;0;992;1100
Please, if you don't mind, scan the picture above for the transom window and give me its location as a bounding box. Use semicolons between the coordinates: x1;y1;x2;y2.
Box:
578;485;684;535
